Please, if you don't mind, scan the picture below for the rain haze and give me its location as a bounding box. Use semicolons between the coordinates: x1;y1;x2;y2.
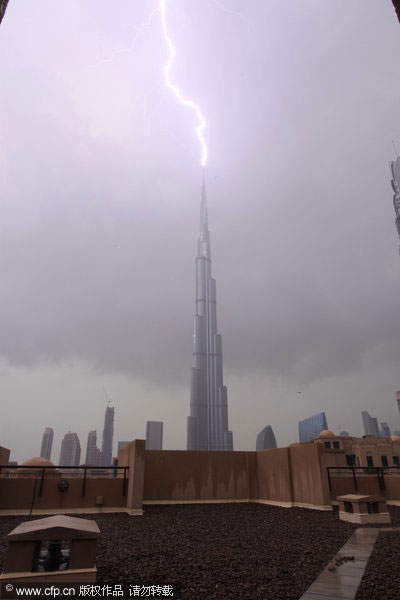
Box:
0;1;399;463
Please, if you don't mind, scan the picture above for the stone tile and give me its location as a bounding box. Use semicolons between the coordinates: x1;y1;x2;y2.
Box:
306;581;359;599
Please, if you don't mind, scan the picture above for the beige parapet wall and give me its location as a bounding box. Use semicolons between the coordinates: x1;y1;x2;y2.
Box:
142;442;332;510
3;440;383;515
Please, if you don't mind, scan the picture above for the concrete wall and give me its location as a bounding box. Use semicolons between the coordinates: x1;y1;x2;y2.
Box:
289;443;331;509
256;448;293;505
143;450;251;502
0;446;10;468
0;440;335;514
0;477;126;511
330;474;400;500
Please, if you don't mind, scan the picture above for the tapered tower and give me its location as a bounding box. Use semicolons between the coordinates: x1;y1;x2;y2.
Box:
187;179;233;451
390;157;400;253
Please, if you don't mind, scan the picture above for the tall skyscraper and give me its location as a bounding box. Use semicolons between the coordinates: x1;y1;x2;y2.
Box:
256;425;277;450
361;411;380;437
101;404;114;466
187;180;233;451
298;412;328;443
85;430;101;465
59;432;81;466
390;157;400;253
146;421;163;450
40;427;54;460
396;391;400;416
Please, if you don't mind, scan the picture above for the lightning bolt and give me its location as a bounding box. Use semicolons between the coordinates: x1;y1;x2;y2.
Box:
90;6;159;67
160;0;207;167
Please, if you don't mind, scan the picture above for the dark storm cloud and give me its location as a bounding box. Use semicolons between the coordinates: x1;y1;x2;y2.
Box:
0;0;399;391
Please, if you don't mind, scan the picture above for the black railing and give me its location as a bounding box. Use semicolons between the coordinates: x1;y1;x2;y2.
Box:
327;465;400;493
0;465;129;498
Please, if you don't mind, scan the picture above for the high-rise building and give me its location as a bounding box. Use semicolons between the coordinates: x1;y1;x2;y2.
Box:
40;427;54;460
117;441;130;455
256;425;277;450
146;421;163;450
101;404;114;466
85;430;101;466
59;432;81;466
339;431;350;437
396;391;400;416
380;422;391;438
298;412;328;443
390;157;400;253
187;180;233;451
361;411;380;437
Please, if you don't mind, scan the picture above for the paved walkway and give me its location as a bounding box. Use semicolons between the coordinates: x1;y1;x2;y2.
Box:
300;527;400;599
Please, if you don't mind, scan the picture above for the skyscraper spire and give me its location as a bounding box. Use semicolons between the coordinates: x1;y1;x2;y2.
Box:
187;181;233;451
390;157;400;254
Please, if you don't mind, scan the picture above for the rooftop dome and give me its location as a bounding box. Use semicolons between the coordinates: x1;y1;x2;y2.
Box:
391;435;400;442
319;429;335;438
21;457;54;467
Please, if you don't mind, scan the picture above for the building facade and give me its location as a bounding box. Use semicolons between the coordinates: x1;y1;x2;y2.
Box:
187;180;233;451
298;412;328;443
256;425;277;450
146;422;163;450
85;430;101;466
40;427;54;460
101;404;114;465
390;156;400;253
59;432;81;466
362;411;380;437
313;430;400;468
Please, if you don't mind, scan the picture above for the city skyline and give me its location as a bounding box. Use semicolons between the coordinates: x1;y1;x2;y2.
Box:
0;2;400;462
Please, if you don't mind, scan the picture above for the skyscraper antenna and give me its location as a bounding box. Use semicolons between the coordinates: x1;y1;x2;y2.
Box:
392;140;399;158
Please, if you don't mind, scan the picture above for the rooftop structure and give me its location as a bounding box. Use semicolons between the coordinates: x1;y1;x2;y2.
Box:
187;179;233;451
298;412;328;443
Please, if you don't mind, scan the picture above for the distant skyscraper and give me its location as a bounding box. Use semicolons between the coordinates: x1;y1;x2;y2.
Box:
396;391;400;416
101;404;114;465
390;157;400;253
59;432;81;466
361;411;380;437
146;421;163;450
339;431;350;437
256;425;277;450
187;180;233;451
298;412;328;443
85;430;101;465
40;427;54;460
380;422;391;438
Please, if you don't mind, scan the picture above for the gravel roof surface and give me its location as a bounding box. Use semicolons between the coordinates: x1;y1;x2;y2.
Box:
355;529;400;600
1;504;400;599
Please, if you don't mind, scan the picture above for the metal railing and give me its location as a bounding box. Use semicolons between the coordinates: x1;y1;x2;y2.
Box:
327;465;400;493
0;465;129;498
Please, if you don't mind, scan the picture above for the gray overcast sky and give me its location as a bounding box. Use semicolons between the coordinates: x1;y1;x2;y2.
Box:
1;1;400;463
